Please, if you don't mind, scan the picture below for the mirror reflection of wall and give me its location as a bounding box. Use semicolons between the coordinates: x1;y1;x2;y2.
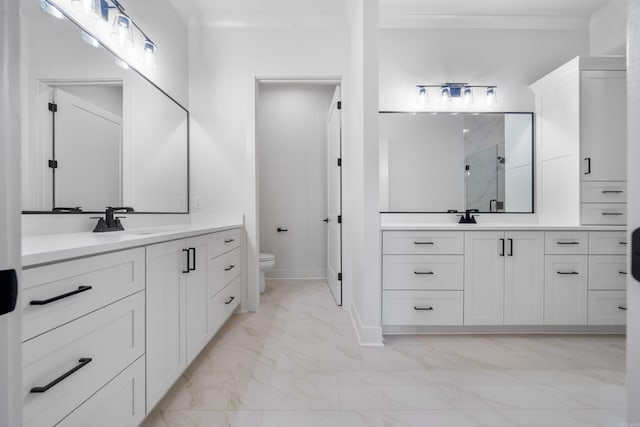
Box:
21;0;188;214
379;112;533;213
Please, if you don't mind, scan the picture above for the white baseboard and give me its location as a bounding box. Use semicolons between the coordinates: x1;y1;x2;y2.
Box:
267;269;327;279
349;301;384;347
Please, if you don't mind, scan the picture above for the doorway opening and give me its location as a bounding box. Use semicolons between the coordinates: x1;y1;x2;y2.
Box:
256;80;343;306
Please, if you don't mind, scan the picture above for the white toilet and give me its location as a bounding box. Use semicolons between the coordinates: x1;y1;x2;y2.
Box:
259;253;275;293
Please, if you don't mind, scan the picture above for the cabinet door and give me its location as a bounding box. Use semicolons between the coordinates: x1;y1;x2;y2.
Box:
146;239;187;411
581;70;627;181
504;232;545;325
185;235;210;364
464;232;505;325
544;255;588;325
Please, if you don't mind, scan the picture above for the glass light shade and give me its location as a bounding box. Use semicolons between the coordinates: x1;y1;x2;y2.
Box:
111;13;134;46
441;86;451;104
486;87;497;105
462;87;473;105
80;31;102;48
114;57;130;70
40;0;66;19
143;40;158;69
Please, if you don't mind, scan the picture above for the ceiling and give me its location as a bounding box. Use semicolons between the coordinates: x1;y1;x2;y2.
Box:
168;0;613;28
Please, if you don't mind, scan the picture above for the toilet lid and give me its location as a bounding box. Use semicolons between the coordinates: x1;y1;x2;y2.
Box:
259;253;274;262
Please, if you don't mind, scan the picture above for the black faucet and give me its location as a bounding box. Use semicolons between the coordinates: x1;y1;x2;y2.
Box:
92;207;135;232
458;209;479;224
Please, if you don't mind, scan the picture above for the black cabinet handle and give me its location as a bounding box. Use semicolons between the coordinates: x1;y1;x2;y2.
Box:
557;271;579;275
602;212;623;216
30;358;92;393
224;238;235;243
618;306;627;311
189;248;196;271
619;271;628;275
557;241;580;245
413;306;434;311
224;265;235;271
584;157;591;174
414;241;434;245
323;218;329;223
277;228;288;232
414;271;434;275
602;190;624;194
508;238;514;256
620;241;628;245
30;285;92;306
499;238;505;257
182;249;190;273
225;296;235;305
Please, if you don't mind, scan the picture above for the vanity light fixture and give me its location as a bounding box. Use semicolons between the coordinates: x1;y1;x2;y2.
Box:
39;0;158;70
416;83;499;107
39;0;66;19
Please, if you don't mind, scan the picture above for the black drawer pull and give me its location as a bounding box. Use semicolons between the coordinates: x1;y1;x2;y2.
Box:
30;285;92;306
557;271;579;275
620;241;628;245
277;227;288;232
619;271;628;275
557;241;580;245
414;271;434;275
30;358;92;393
618;306;627;311
224;265;235;271
602;212;623;216
224;238;235;243
413;241;434;245
602;190;624;194
225;296;235;305
413;306;434;311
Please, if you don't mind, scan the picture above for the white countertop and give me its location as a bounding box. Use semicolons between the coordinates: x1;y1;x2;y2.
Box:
381;223;628;231
22;222;243;267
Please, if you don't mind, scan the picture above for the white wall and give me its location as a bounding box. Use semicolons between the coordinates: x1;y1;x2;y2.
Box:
590;0;629;56
258;84;335;278
379;28;589;112
188;24;349;311
627;1;640;421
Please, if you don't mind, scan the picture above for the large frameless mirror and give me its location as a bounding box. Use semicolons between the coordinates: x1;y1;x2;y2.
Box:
21;0;189;214
379;112;534;213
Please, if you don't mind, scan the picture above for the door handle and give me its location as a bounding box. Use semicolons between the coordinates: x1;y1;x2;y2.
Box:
499;238;505;256
182;249;190;273
0;269;18;316
323;218;329;223
189;248;196;271
508;238;513;256
584;157;591;175
632;228;640;282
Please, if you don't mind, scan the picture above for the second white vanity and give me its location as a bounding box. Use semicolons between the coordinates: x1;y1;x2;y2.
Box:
382;225;627;334
21;223;244;427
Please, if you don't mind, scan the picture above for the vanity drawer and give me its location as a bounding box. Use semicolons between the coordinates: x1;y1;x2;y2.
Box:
382;290;463;326
545;232;589;254
208;247;241;297
23;292;145;427
207;228;242;259
56;356;145;427
208;276;241;337
581;203;627;225
589;231;628;254
588;255;627;290
582;181;627;203
382;255;463;291
544;255;588;325
382;231;464;255
22;248;145;341
588;291;627;325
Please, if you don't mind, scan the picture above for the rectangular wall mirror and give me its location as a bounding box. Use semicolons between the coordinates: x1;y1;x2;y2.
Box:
21;0;189;214
379;112;534;213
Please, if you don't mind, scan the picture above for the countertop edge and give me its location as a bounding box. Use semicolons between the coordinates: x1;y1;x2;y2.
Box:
380;224;628;231
22;223;243;268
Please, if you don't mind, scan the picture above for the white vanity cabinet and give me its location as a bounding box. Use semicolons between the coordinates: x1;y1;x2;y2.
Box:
21;224;245;426
531;56;627;226
587;231;627;325
464;231;544;325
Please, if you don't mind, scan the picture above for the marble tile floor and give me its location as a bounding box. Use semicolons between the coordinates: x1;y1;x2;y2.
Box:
142;279;626;427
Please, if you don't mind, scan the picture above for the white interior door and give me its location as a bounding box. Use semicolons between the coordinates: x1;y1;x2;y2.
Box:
53;88;122;210
326;86;342;305
0;0;22;424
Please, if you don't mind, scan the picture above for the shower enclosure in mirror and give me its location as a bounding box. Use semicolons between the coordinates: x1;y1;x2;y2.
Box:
379;112;534;213
21;0;189;214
